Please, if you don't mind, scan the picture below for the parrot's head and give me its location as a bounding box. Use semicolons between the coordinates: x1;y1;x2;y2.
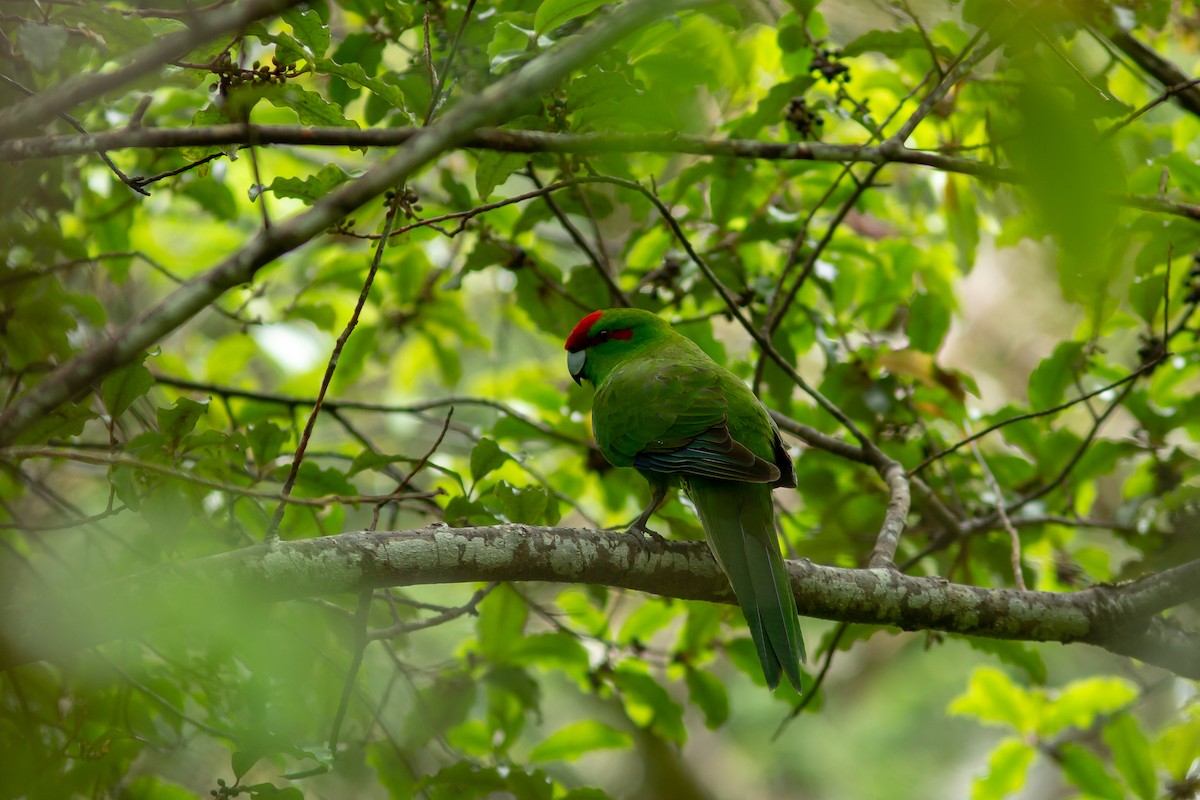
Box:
564;308;669;385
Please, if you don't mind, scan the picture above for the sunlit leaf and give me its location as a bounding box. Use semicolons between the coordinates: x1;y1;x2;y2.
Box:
528;720;631;762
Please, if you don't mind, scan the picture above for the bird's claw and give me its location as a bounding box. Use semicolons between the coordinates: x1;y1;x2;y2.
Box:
625;523;667;543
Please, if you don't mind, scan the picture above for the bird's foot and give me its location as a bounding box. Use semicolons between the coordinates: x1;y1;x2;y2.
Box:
625;521;667;544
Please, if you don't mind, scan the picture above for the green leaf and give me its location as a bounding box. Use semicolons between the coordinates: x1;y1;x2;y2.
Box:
269;163;357;204
842;28;951;59
476;583;528;662
560;789;615;800
244;786;303;800
1058;742;1125;800
263;83;357;127
1154;710;1200;779
509;632;591;674
678;602;723;654
108;465;142;511
493;481;553;524
247;422;289;469
948;667;1036;733
1103;714;1157;800
1004;75;1126;330
610;663;686;743
348;449;406;477
1128;270;1166;325
157;398;208;443
15;23;67;73
418;763;553;800
556;587;608;637
684;667;729;729
121;776;200;800
283;8;329;58
231;750;259;781
470;438;512;484
443;495;500;526
1039;676;1137;736
291;462;358;498
617;599;677;645
528;720;632;762
102;358;155;418
10;402;93;446
907;291;951;353
971;737;1034;800
1027;342;1086;410
534;0;608;35
474;152;527;200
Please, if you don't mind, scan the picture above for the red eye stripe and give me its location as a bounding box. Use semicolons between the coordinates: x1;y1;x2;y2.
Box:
564;312;634;351
564;311;604;351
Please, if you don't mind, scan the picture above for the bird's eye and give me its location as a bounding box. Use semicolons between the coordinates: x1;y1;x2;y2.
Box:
597;330;609;341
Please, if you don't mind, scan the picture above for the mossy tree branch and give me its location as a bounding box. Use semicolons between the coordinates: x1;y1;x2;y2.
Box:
4;525;1197;678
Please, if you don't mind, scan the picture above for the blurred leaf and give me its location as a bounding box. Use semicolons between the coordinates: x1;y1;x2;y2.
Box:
231;750;259;781
291;461;358;498
475;152;527;200
269;164;357;204
1039;676;1137;736
1058;743;1125;800
1103;714;1157;800
535;0;607;34
908;291;951;353
15;23;67;72
528;720;631;762
476;583;528;662
510;632;590;674
470;438;512;484
247;422;290;469
1027;342;1086;409
617;598;677;645
1004;72;1125;329
842;28;952;59
948;667;1035;733
610;663;686;743
970;737;1034;800
158;398;209;444
684;666;729;729
102;358;154;418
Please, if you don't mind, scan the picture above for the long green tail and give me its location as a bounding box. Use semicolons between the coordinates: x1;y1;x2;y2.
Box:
689;478;805;691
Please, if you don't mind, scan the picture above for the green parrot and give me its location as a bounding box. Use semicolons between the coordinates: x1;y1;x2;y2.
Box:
565;308;805;691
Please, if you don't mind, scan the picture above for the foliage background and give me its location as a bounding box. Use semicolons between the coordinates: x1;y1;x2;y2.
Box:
1;0;1199;798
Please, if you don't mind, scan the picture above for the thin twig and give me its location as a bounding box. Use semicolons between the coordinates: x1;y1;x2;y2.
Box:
526;167;628;307
968;435;1025;590
774;622;848;738
424;0;478;126
0;72;148;195
152;372;595;451
327;590;372;755
264;192;401;541
909;357;1163;476
1102;77;1200;138
2;447;437;508
368;582;495;640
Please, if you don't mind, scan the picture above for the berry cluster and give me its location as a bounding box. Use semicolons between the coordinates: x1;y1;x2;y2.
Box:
810;45;850;83
786;97;824;139
207;52;303;96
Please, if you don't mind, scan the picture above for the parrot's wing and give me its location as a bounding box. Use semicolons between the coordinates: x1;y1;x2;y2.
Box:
635;421;781;483
596;360;782;483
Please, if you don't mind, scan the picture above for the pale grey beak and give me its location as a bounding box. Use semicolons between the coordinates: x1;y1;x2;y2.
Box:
567;349;587;385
